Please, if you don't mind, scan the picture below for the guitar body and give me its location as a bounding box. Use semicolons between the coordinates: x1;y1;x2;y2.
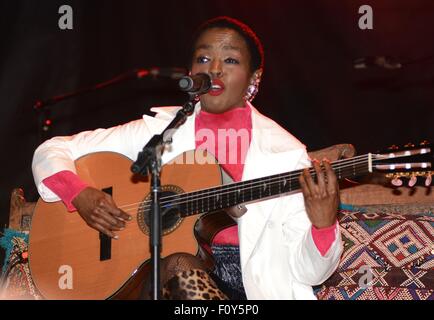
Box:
28;150;225;300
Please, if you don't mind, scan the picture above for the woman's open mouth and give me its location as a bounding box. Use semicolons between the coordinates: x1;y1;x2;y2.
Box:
208;79;225;96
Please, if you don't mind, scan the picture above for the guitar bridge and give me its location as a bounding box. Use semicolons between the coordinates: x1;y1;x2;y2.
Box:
100;187;113;261
99;232;112;261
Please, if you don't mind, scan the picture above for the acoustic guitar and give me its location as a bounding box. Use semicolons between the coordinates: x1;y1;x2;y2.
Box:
28;144;432;299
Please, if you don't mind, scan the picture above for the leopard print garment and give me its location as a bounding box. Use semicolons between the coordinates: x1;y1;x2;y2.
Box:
152;253;228;300
163;268;228;300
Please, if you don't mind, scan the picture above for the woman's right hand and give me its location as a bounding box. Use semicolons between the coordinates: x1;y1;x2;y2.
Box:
71;187;132;239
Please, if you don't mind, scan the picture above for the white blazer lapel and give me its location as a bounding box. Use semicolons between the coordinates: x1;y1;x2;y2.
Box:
142;106;197;165
239;105;285;267
161;115;196;165
239;103;308;268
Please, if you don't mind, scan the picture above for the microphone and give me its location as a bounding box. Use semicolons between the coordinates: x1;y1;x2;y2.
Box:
178;73;212;95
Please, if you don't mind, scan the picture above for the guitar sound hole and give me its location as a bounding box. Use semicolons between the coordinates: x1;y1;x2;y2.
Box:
137;186;184;236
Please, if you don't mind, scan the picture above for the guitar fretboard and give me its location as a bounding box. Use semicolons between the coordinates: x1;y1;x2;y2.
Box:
160;154;372;217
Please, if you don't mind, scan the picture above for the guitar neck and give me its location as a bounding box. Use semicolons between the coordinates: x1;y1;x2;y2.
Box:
172;154;372;218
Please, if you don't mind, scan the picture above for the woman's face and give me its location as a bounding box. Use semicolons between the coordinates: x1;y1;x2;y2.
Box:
191;28;255;113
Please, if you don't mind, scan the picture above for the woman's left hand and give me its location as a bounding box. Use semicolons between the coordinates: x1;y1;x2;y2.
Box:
299;159;339;229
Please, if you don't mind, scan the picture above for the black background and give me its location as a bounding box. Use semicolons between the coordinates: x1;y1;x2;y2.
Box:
0;0;433;263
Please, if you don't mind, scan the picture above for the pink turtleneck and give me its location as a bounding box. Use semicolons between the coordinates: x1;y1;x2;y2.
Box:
195;106;252;182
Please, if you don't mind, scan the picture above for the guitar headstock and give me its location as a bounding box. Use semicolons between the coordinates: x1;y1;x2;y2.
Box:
372;141;432;187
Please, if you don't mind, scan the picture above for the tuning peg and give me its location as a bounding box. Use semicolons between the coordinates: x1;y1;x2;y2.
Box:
404;142;415;148
391;176;403;187
425;173;432;187
408;174;417;187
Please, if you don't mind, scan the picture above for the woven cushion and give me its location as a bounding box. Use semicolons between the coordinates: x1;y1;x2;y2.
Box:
0;229;42;299
314;204;434;300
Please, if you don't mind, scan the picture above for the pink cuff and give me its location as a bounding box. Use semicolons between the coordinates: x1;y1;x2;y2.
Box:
311;221;338;256
43;171;89;212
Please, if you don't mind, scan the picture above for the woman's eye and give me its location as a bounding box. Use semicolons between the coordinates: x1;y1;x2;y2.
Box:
196;56;210;64
225;58;239;64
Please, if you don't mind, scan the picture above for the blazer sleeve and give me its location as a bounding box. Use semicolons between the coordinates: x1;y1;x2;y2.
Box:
32;118;153;202
282;149;343;286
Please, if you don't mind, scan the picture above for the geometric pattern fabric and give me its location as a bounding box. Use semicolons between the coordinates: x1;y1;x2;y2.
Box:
315;206;434;300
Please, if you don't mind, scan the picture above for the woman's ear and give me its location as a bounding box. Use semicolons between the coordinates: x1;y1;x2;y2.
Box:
251;68;263;83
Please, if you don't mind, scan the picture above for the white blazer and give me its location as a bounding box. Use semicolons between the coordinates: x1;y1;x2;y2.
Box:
32;101;342;300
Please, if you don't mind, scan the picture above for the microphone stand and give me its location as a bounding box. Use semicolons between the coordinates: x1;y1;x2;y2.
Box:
33;69;151;111
130;93;197;300
32;67;187;142
33;69;150;143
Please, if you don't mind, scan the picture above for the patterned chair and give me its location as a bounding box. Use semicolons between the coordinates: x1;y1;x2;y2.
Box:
313;184;434;300
0;189;42;299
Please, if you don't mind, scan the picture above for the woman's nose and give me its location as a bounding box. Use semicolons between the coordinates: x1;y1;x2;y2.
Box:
209;60;223;78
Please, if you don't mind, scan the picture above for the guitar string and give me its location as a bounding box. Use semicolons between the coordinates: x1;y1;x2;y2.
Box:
156;154;371;202
115;154;371;211
125;165;373;217
137;161;371;209
116;155;371;211
119;160;371;214
132;165;372;214
116;155;370;212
